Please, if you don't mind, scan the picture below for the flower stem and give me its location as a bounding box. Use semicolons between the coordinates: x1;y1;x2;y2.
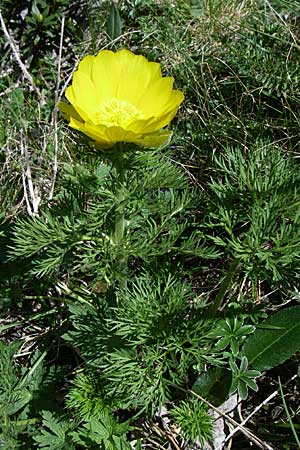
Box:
206;258;240;317
114;143;126;283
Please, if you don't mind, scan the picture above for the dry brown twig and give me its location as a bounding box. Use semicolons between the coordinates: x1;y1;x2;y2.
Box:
150;421;181;450
223;373;298;446
189;390;275;450
0;9;45;214
49;15;65;200
0;10;44;103
20;131;40;215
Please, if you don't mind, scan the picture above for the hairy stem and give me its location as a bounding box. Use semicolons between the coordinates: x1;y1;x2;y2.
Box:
114;143;127;284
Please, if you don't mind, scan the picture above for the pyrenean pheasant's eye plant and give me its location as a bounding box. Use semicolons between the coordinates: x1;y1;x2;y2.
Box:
59;48;184;274
59;49;184;149
4;2;300;448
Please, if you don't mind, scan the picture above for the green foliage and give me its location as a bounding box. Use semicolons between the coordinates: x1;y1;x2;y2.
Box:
107;3;122;42
9;151;215;285
10;212;84;278
192;367;232;406
0;341;45;449
0;0;88;72
189;0;202;18
210;317;255;356
0;343;131;450
34;411;77;450
170;398;213;445
206;144;300;288
0;88;27;218
1;0;300;448
65;274;221;415
74;416;131;450
66;373;107;419
34;410;131;450
278;379;300;449
192;316;260;402
242;306;300;370
229;356;260;400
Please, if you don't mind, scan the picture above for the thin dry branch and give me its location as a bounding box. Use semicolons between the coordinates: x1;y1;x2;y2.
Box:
0;10;43;102
20;132;40;215
150;421;181;450
49;15;65;200
189;390;274;450
223;373;298;445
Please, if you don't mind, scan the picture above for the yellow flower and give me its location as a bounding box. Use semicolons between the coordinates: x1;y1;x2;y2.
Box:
59;49;184;149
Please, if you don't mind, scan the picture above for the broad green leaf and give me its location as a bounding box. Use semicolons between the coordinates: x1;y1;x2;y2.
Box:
242;306;300;370
7;389;32;415
190;0;202;18
0;321;23;332
192;367;232;406
238;381;248;400
107;3;122;41
8;88;24;120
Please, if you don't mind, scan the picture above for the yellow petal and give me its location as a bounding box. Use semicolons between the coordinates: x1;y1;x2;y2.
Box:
114;49;162;105
128;90;184;134
61;49;184;150
69;115;172;149
126;116;157;134
91;49;162;106
132;130;172;148
69;118;141;149
77;54;95;78
104;125;138;142
91;50;121;101
69;117;109;145
66;71;99;121
145;90;184;131
58;101;83;122
139;77;175;116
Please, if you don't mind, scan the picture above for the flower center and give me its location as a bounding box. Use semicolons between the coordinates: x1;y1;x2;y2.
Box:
95;98;143;128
